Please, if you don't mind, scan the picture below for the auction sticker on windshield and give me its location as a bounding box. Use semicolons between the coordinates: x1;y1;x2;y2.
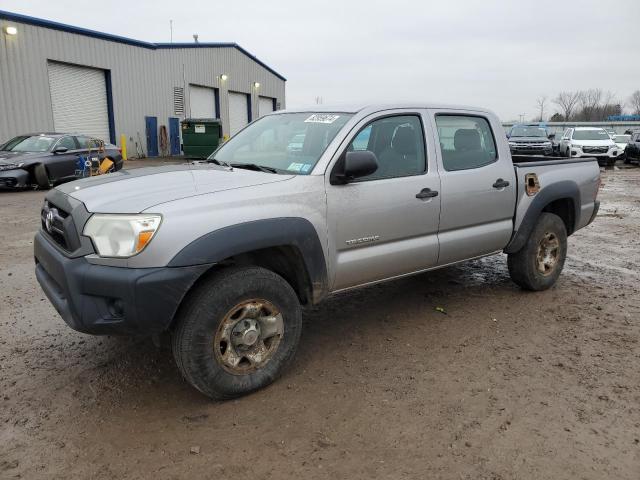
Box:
304;114;340;124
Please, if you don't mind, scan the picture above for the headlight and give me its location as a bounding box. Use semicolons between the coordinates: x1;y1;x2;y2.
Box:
570;144;581;149
83;214;162;258
508;141;517;146
543;141;552;146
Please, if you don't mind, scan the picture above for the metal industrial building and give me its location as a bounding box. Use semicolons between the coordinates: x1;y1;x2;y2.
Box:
0;10;286;156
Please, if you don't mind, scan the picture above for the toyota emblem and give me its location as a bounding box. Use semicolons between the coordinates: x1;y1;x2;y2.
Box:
45;209;55;233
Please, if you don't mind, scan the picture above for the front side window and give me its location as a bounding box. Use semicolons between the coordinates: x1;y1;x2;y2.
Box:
211;112;353;174
435;115;497;171
56;136;76;150
345;115;426;181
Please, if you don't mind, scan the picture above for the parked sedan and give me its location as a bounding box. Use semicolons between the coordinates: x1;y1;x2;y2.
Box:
0;133;123;189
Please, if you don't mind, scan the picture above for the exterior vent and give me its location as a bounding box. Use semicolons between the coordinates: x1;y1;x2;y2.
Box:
173;87;184;116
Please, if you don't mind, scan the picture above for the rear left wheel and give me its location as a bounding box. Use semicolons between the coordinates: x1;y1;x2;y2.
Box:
172;266;302;400
508;212;567;291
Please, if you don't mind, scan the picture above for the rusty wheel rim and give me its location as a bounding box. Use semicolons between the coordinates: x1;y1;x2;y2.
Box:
214;299;284;375
536;232;560;276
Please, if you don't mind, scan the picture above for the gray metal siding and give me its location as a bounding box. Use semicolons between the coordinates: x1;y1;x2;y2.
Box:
0;19;285;146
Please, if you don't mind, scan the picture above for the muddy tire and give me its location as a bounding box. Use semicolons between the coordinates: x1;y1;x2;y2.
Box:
508;212;567;291
33;164;51;189
172;266;302;400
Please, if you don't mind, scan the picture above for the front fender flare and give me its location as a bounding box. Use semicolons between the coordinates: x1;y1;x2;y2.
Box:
168;217;328;303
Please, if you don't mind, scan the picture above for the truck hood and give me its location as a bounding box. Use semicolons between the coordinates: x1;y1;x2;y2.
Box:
508;136;551;143
571;140;614;147
56;163;294;213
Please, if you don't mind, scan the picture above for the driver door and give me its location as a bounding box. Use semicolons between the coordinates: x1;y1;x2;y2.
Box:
326;111;441;291
47;136;79;182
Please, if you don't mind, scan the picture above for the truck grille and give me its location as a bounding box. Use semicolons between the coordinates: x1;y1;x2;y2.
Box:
41;201;75;251
582;146;608;153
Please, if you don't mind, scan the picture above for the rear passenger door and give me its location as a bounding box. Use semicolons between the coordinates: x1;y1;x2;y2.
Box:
429;111;516;265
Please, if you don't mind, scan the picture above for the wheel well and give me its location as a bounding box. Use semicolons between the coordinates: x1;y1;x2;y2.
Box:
542;198;575;235
184;246;313;307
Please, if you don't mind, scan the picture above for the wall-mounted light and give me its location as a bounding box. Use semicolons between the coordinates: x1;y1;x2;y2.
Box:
253;82;261;88
4;26;18;36
219;74;228;81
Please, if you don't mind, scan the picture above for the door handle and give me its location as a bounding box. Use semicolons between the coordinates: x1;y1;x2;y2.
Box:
416;188;438;199
492;178;510;189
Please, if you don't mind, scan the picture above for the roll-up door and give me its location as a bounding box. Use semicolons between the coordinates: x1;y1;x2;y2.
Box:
228;92;249;137
189;85;217;118
258;96;274;118
47;61;110;142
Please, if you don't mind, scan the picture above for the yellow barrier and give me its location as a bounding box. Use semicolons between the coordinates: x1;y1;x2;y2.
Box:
120;134;128;160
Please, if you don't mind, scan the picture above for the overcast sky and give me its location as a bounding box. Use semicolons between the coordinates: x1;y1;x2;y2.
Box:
3;0;639;120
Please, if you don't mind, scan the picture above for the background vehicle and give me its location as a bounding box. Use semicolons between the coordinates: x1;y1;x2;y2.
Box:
624;131;640;164
559;127;621;166
0;133;123;189
34;104;600;400
507;124;553;155
613;134;631;161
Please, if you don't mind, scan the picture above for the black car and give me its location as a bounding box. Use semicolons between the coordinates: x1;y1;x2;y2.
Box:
0;133;123;189
507;124;554;156
624;131;640;164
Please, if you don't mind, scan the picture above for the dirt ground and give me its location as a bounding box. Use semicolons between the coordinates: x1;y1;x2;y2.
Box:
1;159;639;479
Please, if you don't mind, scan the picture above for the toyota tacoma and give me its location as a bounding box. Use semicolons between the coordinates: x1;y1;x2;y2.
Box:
34;104;601;399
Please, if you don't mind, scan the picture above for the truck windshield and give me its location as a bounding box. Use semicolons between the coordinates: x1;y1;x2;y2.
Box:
572;129;610;141
209;113;353;174
510;126;547;137
1;135;57;152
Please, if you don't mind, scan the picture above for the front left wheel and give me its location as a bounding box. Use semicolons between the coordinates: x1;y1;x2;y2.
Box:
172;266;302;400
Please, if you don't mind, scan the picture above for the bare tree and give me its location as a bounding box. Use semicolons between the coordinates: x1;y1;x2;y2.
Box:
578;89;603;121
536;96;548;122
628;90;640;115
553;91;580;121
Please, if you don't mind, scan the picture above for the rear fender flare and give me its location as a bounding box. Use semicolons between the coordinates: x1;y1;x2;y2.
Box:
504;180;580;254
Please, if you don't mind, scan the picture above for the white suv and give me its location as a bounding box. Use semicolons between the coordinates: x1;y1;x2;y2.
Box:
559;127;621;166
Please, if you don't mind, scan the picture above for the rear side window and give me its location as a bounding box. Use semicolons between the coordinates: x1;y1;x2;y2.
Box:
346;115;426;181
435;115;497;171
76;136;102;149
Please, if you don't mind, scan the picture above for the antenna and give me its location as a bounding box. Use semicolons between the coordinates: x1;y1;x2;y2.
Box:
169;20;173;43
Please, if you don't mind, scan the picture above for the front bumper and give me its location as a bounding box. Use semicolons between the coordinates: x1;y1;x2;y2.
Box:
0;168;29;188
34;231;209;335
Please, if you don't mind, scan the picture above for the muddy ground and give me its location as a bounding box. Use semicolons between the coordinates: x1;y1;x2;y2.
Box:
1;160;639;479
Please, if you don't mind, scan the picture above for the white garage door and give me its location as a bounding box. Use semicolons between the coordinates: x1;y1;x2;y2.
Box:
189;85;217;118
228;92;249;137
258;96;274;118
47;61;110;142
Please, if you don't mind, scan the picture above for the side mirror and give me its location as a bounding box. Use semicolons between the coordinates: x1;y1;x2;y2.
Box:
53;146;68;154
505;134;510;139
548;133;555;140
331;150;378;184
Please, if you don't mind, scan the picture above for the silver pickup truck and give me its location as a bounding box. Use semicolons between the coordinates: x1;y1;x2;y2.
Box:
34;103;601;399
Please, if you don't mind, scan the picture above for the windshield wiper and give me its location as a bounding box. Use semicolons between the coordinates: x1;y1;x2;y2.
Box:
230;163;278;174
207;157;232;168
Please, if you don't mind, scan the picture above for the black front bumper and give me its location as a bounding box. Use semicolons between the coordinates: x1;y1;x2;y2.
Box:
510;147;553;156
34;231;209;335
0;168;29;188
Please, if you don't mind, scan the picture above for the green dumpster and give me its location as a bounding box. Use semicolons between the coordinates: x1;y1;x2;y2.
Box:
181;118;222;159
